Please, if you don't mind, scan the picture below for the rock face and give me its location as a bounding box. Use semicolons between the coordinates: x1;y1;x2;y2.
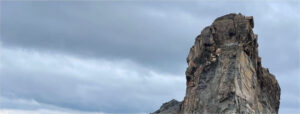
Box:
152;99;181;114
152;13;281;114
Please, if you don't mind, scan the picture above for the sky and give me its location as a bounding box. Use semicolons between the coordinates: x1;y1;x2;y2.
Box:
0;1;300;114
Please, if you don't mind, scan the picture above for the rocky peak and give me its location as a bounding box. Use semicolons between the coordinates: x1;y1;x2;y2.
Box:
152;13;280;114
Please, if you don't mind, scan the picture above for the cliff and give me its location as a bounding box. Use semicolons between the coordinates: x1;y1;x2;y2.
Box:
152;13;281;114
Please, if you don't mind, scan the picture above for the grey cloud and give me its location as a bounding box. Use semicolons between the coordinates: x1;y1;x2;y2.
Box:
0;48;185;113
1;1;300;113
2;1;299;74
276;69;300;113
1;2;199;74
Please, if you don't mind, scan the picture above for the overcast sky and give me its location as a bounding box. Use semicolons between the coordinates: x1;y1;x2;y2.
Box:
0;1;299;114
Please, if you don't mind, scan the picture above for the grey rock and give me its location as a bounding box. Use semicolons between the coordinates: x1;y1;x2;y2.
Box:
152;99;181;114
152;13;281;114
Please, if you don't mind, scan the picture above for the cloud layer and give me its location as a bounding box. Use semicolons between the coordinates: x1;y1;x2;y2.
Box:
0;48;185;113
1;1;300;113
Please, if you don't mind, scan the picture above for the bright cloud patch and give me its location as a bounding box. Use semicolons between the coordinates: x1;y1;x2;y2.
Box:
0;48;185;113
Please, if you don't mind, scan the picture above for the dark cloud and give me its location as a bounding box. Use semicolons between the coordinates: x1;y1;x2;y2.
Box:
1;1;199;74
0;1;299;113
2;1;299;74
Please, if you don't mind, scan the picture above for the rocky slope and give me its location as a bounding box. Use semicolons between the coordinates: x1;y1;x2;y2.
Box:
152;13;280;114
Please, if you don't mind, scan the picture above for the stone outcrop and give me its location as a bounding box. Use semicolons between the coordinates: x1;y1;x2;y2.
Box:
152;13;281;114
152;99;181;114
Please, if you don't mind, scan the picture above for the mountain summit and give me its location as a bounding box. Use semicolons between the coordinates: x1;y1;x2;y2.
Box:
152;13;281;114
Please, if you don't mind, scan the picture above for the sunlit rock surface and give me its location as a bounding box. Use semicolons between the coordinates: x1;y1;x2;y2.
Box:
152;13;280;114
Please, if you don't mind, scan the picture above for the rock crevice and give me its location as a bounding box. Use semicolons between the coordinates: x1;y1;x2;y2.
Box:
152;13;280;114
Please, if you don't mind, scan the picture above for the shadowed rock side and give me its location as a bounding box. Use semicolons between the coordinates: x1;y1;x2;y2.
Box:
152;13;280;114
152;99;181;114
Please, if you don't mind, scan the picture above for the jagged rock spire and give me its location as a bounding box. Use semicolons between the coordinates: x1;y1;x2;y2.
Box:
152;13;280;114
